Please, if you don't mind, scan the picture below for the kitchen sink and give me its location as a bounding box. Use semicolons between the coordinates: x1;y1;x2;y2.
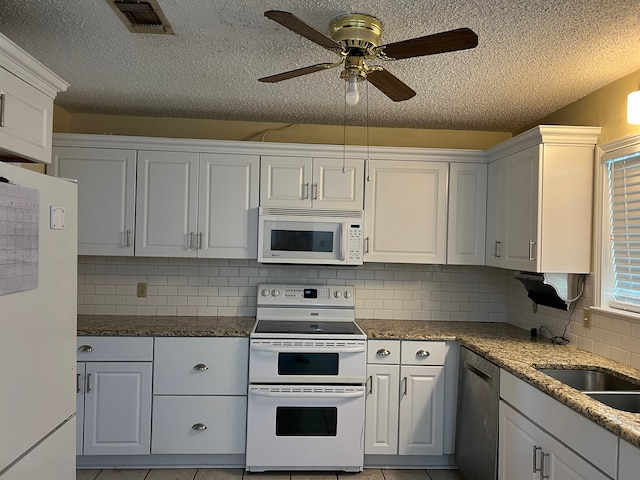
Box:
585;392;640;413
537;368;640;392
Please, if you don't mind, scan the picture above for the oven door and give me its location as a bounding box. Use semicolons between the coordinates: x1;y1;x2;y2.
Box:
245;385;365;472
249;339;367;384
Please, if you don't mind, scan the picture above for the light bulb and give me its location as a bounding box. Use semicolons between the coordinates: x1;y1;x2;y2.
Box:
345;74;359;106
628;89;640;124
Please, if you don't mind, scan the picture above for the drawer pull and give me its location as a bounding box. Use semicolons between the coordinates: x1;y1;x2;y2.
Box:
192;423;207;431
193;363;209;371
376;348;391;356
78;345;93;352
416;349;430;357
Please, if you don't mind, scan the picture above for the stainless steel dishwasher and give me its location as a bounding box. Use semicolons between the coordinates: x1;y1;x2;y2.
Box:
454;346;500;480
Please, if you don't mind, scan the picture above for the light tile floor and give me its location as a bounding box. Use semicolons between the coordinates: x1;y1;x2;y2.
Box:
76;469;464;480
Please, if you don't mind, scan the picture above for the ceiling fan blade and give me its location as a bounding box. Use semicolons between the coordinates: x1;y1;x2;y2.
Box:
265;10;343;51
367;68;416;102
259;63;339;83
380;27;478;60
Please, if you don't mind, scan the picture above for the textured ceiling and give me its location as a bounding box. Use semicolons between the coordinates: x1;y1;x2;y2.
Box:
1;0;639;132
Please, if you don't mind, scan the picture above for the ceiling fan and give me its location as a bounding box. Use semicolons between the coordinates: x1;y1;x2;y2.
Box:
259;10;478;105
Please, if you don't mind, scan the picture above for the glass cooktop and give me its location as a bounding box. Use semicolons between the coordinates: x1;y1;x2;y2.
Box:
254;320;362;335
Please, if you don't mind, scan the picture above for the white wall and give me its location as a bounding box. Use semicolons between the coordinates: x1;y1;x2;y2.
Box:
77;256;508;322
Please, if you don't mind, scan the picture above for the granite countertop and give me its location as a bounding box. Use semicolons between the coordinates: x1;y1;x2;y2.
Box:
77;315;640;448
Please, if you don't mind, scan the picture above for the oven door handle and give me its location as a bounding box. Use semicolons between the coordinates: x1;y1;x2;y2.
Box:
250;345;366;353
249;389;365;399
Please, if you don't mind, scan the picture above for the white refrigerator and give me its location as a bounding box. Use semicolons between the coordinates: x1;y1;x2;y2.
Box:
0;161;77;478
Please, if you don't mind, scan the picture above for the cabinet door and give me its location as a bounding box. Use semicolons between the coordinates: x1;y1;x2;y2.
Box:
135;150;199;257
152;395;247;454
0;66;53;164
198;153;259;258
312;157;364;210
365;160;448;263
76;362;85;456
52;147;136;256
543;434;610;480
619;440;640;480
82;362;152;455
447;162;487;265
260;156;312;207
502;145;540;271
485;159;505;267
398;365;444;456
364;364;400;455
498;401;544;480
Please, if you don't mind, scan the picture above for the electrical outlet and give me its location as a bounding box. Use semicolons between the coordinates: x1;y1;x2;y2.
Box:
583;307;592;328
137;282;147;298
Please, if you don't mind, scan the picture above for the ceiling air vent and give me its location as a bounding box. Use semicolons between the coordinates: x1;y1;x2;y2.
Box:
106;0;175;35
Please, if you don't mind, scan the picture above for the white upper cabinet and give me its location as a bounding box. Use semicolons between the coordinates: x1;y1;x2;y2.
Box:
447;162;487;265
364;160;448;263
0;33;68;164
485;125;601;273
260;156;364;210
135;150;200;257
51;147;136;256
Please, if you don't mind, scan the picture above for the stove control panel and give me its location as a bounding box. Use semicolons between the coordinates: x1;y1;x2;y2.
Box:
257;284;354;307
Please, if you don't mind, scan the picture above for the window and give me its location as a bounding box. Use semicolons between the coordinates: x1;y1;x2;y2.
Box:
601;134;640;314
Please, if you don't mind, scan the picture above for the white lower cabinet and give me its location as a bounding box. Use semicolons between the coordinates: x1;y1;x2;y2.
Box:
365;340;449;460
76;337;153;456
499;401;610;480
151;337;248;455
619;439;640;480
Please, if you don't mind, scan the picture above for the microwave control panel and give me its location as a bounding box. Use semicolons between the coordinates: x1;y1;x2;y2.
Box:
346;223;363;264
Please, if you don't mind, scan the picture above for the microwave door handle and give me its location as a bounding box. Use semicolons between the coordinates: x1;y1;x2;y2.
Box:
251;344;366;353
250;389;365;399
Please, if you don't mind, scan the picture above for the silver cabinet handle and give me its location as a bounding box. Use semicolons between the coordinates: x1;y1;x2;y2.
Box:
86;373;92;393
402;377;408;396
494;240;502;258
0;93;5;128
529;240;536;262
367;375;373;395
194;363;209;371
540;452;549;479
126;229;132;248
78;345;93;352
192;423;207;431
416;349;430;357
77;373;81;394
302;182;310;199
365;237;370;254
198;232;203;249
376;348;391;356
312;183;318;200
189;232;195;249
533;446;542;473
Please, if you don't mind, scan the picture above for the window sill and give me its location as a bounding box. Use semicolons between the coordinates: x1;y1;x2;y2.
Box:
590;305;640;324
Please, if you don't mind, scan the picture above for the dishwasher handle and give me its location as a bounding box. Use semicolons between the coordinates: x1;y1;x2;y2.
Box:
464;359;493;385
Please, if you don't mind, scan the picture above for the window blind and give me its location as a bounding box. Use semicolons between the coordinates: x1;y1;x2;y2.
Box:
607;151;640;313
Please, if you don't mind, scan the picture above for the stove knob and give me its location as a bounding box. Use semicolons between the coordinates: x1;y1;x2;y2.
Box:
271;289;280;297
344;291;352;299
334;291;342;298
261;289;270;297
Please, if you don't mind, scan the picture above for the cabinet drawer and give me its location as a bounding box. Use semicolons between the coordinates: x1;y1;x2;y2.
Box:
76;336;153;361
151;395;247;454
367;340;401;364
400;341;446;365
154;337;248;395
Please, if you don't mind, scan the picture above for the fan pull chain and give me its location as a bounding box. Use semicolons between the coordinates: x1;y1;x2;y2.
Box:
366;80;370;181
343;79;347;174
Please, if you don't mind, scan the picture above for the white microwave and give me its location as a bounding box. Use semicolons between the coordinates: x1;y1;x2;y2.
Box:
258;207;364;265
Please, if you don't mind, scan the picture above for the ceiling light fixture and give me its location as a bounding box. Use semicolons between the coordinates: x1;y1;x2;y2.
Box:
345;74;360;106
627;85;640;124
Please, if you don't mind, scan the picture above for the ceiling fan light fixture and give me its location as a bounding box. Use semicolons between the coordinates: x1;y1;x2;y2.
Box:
345;74;360;105
628;86;640;124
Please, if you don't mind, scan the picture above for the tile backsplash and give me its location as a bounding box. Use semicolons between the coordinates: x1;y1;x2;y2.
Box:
77;256;640;367
77;256;508;321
